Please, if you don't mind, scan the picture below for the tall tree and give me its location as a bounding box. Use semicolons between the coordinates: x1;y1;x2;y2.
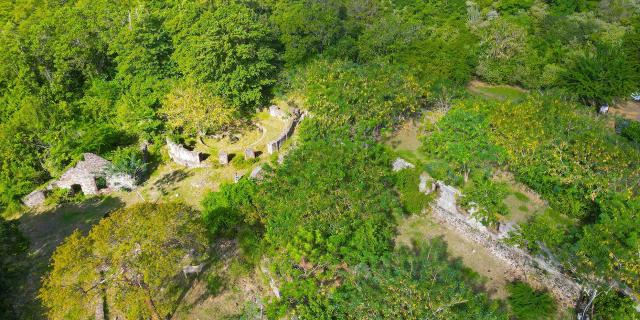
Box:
172;2;278;109
40;203;208;320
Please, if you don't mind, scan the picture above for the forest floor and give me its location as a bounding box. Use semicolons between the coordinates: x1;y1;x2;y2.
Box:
16;197;125;318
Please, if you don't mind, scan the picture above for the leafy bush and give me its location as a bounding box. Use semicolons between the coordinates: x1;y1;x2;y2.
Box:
107;146;147;182
202;179;257;237
461;178;509;227
293;60;424;136
330;239;506;319
620;120;640;144
394;168;434;214
422;105;505;184
592;290;639;319
206;274;224;295
561;44;639;105
507;281;556;320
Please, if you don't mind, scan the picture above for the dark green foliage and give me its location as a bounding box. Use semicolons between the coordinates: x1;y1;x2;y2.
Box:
592;290;639;319
172;2;278;109
271;0;346;65
507;281;556;320
206;274;224;295
620;120;640;144
330;240;506;319
561;44;640;105
202;179;257;237
394;168;434;214
0;217;28;318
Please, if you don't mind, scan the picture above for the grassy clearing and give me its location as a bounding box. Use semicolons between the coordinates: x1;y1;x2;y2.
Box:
395;213;513;299
468;80;527;102
172;240;267;319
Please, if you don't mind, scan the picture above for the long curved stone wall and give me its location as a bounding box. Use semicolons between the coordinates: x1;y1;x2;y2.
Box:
267;109;303;154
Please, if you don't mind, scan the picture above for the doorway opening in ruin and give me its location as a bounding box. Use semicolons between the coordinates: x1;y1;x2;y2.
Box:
70;184;83;194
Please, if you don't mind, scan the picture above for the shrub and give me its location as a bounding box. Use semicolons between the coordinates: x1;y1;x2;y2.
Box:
107;146;147;183
620;120;640;144
394;168;434;214
202;179;257;236
507;281;556;320
461;178;509;227
206;274;224;295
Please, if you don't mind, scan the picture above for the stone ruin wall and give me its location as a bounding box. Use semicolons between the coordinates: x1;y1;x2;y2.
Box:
267;110;303;154
166;138;203;168
431;182;582;308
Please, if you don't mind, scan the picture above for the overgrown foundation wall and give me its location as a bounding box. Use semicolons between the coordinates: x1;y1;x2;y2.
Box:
432;181;582;307
430;186;581;307
267;111;303;154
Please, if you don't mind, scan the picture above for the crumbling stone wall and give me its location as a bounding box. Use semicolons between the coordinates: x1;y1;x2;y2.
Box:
23;190;46;208
267;109;302;154
166;138;203;168
53;153;112;195
430;181;582;307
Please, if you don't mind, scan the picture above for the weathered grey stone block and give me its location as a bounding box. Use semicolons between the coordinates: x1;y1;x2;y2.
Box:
244;148;255;159
23;190;46;208
218;151;229;165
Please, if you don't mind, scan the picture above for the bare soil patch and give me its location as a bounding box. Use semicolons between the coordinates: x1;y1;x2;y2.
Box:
611;100;640;121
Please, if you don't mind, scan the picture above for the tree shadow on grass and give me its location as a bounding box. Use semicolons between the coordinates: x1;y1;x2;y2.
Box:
153;169;194;196
15;196;125;319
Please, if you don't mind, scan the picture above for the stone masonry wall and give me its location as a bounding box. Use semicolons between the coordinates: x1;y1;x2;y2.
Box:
267;110;303;154
167;138;203;168
430;182;582;307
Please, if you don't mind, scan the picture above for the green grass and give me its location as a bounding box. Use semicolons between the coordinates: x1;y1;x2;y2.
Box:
517;205;529;212
513;191;530;202
468;82;527;102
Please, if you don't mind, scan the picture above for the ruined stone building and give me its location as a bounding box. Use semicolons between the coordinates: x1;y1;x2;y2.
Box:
23;153;137;208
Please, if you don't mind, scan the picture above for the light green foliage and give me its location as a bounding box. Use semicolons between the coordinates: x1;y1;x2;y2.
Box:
294;60;424;135
161;82;238;137
461;178;509;227
507;281;556;320
106;146;147;182
422;106;504;184
40;203;208;320
487;98;640;218
394;168;434;215
172;2;278;109
330;240;506;320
